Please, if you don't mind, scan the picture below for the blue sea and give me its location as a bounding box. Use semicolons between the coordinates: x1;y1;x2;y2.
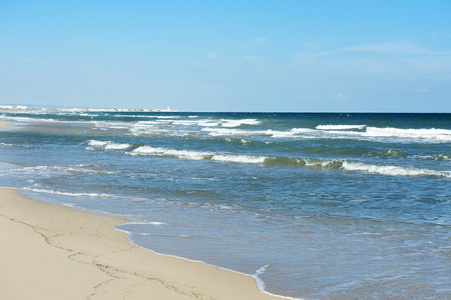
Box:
1;106;450;299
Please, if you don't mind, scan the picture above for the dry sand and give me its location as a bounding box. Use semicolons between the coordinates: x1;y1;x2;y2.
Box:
0;187;282;300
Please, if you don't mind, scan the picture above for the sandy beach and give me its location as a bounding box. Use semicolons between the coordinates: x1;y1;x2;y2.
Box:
0;122;9;129
0;187;281;300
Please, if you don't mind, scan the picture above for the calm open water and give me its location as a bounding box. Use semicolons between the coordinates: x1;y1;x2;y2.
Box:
1;107;450;299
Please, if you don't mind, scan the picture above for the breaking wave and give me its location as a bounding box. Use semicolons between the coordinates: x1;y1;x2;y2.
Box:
173;118;260;128
200;125;451;143
130;146;212;160
340;161;451;178
126;146;450;178
364;127;451;142
87;140;134;150
316;125;367;130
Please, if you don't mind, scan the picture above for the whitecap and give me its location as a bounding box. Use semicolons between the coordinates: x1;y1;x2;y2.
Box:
365;127;451;143
87;140;133;150
130;146;212;160
130;146;269;165
203;127;269;137
341;161;451;178
316;124;367;130
211;154;267;164
219;118;261;127
172;119;219;127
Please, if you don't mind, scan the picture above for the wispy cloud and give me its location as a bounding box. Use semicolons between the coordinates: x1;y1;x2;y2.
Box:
343;42;431;55
336;93;348;99
430;32;450;40
207;52;219;58
298;41;451;60
295;41;451;76
252;37;266;43
243;55;260;61
414;88;431;93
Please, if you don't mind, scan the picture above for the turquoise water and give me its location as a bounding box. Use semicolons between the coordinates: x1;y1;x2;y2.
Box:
1;107;450;299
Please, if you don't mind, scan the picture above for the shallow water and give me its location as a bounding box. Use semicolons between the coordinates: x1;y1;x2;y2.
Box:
1;107;450;299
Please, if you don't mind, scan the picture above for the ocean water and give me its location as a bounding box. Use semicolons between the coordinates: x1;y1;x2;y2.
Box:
0;107;450;299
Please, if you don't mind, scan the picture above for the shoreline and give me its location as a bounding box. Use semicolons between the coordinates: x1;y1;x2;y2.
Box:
0;122;9;129
0;187;284;300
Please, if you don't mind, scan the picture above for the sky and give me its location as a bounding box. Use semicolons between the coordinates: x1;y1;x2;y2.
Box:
1;0;450;112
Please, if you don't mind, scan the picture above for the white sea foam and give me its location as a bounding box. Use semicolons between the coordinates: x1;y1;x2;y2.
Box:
22;187;120;198
130;146;270;165
104;143;133;150
79;113;99;117
252;265;297;300
0;115;57;123
284;126;451;143
126;221;168;226
0;142;15;147
130;122;191;137
128;145;451;177
219;118;261;127
87;140;133;150
211;154;267;164
148;221;168;225
316;124;367;130
130;123;158;135
204;127;315;138
115;115;179;119
203;127;269;137
7;164;113;178
225;138;252;145
87;140;109;147
253;265;269;290
115;115;158;118
341;161;451;178
155;115;181;119
290;128;316;134
130;146;212;160
0;105;29;110
364;127;451;142
272;157;451;178
270;128;318;138
303;159;342;168
172;119;219;127
173;118;260;128
203;124;451;143
414;154;451;161
136;121;164;125
202;128;245;136
91;121;131;130
267;129;296;138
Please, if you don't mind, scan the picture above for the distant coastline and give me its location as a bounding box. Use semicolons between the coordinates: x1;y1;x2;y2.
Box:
0;105;174;113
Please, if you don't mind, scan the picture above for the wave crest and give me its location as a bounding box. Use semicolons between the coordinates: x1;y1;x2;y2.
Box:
316;125;366;130
126;145;451;178
87;140;134;150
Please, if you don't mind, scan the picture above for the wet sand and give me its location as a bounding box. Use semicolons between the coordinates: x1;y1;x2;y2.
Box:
0;187;282;300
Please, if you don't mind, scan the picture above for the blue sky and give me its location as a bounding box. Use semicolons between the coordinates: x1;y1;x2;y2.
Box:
1;1;450;112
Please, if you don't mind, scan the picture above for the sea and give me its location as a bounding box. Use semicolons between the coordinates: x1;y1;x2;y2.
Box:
0;106;450;299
